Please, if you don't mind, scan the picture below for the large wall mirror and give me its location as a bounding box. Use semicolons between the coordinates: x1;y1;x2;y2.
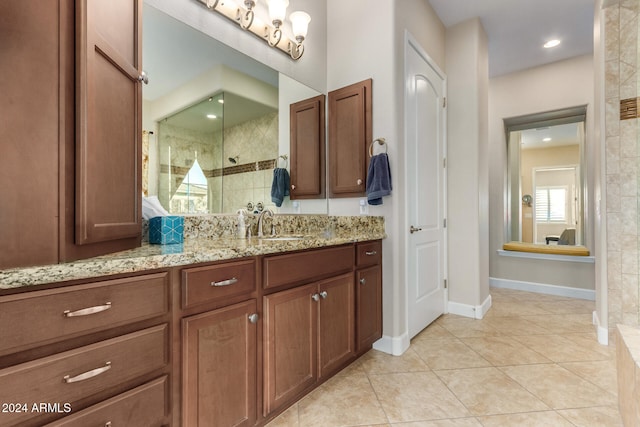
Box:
506;106;587;246
142;4;327;215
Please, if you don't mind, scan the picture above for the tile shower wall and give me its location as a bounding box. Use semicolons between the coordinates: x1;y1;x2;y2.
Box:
222;112;278;213
604;0;640;333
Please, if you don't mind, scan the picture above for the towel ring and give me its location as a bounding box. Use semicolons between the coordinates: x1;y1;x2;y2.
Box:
278;154;288;168
368;138;387;158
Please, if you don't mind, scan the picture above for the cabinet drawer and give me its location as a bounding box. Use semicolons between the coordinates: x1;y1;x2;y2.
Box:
263;245;354;290
0;325;168;426
43;376;168;427
182;259;256;309
0;273;169;356
356;241;382;267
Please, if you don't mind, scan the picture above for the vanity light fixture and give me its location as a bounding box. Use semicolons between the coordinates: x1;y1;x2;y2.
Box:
543;137;551;142
543;39;561;48
199;0;310;60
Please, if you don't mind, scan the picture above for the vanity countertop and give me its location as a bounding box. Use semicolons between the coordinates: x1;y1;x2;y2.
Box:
0;231;386;291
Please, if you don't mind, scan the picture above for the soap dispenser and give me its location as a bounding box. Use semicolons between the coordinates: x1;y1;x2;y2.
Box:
236;209;247;239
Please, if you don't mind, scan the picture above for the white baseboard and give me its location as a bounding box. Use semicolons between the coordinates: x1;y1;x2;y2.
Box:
593;310;609;345
372;333;410;356
489;277;595;301
448;294;492;320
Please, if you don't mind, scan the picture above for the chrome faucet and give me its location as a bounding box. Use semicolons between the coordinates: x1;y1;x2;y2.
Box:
257;209;274;238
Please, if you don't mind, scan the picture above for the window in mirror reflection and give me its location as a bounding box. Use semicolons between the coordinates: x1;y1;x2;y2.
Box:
506;106;586;246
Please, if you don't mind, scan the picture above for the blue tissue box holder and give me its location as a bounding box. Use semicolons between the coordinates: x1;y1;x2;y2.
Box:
149;216;184;245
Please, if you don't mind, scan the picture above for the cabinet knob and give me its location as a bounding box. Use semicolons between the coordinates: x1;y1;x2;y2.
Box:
291;184;296;190
359;278;366;285
311;293;320;302
138;71;149;84
320;291;328;299
357;179;363;185
248;313;259;324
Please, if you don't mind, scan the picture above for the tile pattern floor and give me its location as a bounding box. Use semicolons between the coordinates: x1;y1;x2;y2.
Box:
266;287;622;426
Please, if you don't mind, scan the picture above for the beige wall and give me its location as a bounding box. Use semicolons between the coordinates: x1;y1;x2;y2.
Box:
489;55;596;291
603;1;640;333
446;18;490;310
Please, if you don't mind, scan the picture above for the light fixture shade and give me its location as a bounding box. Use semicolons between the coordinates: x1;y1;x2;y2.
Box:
267;0;288;24
290;11;310;40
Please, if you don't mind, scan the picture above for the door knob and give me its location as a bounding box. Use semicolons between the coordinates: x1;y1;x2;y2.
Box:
410;225;423;234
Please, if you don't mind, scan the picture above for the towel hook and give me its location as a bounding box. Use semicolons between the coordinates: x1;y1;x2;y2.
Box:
278;154;288;168
368;138;387;158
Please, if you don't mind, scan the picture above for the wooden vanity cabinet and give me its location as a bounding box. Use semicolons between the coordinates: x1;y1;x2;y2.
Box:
328;79;373;198
182;300;258;427
289;94;326;199
355;241;383;353
262;247;356;417
179;259;259;427
0;271;171;427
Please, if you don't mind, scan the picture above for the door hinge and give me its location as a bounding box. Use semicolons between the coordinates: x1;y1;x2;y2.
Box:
443;97;447;108
443;218;447;228
444;279;448;289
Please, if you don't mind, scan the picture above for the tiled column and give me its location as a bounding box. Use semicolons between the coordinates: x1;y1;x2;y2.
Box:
605;0;640;336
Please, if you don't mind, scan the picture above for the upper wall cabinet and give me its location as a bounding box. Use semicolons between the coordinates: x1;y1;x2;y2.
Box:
290;94;326;200
328;79;372;198
75;0;142;244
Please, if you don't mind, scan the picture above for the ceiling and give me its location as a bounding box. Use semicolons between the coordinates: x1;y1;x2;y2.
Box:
428;0;595;77
520;122;580;150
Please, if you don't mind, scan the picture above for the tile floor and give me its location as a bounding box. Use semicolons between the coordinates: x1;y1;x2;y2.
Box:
266;287;623;426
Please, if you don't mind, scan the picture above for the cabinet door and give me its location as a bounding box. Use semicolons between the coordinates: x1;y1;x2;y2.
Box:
183;300;257;427
328;79;372;198
75;0;142;244
318;273;355;378
263;283;317;416
290;94;326;199
356;265;382;352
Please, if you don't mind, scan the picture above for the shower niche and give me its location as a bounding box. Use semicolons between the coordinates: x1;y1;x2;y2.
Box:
157;91;279;215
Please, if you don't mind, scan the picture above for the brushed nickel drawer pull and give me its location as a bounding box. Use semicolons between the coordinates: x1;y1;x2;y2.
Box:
63;302;112;317
211;278;238;287
64;361;111;383
365;250;377;256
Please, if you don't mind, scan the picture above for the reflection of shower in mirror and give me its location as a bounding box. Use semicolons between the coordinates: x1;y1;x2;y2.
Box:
228;155;239;164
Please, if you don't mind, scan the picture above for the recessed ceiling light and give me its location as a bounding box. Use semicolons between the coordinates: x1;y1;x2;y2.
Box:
543;137;551;142
207;114;217;119
544;39;561;48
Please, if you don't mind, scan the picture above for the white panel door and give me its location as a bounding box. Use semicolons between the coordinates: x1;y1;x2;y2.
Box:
405;34;447;339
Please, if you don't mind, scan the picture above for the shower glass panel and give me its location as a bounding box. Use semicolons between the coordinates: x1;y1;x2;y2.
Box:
158;93;225;214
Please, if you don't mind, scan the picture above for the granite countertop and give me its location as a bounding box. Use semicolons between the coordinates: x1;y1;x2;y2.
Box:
0;231;386;291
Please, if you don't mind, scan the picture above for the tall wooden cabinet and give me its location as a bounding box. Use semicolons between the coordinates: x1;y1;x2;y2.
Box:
289;94;326;199
328;79;373;198
0;0;142;270
75;0;143;245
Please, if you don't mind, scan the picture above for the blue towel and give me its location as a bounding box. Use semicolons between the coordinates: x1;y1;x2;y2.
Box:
271;168;290;207
366;153;392;205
